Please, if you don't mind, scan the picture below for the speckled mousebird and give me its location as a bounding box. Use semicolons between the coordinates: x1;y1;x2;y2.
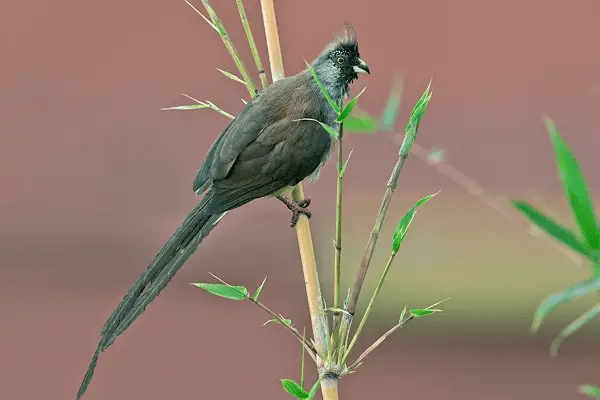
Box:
77;23;369;399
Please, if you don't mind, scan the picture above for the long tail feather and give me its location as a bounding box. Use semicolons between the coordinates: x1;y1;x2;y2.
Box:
77;192;224;400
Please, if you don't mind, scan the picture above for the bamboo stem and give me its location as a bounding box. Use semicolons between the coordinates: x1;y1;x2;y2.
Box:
235;0;269;89
342;253;396;364
346;154;407;316
259;0;285;82
258;1;336;398
333;124;344;312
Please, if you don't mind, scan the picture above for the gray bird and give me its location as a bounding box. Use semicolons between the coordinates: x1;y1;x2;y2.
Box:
77;24;369;399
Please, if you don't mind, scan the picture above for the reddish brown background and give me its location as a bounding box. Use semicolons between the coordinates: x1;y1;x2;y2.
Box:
1;0;600;399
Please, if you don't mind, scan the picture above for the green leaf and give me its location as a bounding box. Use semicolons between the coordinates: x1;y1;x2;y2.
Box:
511;200;591;258
405;80;433;135
216;68;246;85
160;104;209;110
380;76;403;131
323;307;353;317
392;191;440;253
398;306;408;323
307;379;321;400
550;302;600;356
252;276;267;301
337;87;367;122
343;114;378;133
295;118;339;139
339;148;354;178
281;379;309;399
263;318;292;327
191;283;248;300
531;276;600;332
400;80;433;157
305;61;340;114
409;308;442;317
580;384;600;398
545;117;600;250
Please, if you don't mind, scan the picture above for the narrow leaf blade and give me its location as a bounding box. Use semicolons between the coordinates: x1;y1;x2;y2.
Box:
511;200;590;258
409;309;442;317
263;318;292;327
545;117;600;250
296;118;339;139
399;306;408;323
337;87;367;122
550;302;600;356
252;276;267;301
531;276;600;331
307;379;322;400
191;283;248;300
216;68;246;84
339;148;354;178
281;379;309;399
580;385;600;398
343;114;378;133
392;191;440;253
405;80;433;135
161;104;208;111
305;61;340;113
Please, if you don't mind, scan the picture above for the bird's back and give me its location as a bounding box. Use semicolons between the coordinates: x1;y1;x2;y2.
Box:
193;69;336;201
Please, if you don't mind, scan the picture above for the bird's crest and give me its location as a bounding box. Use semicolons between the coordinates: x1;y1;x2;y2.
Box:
332;22;358;48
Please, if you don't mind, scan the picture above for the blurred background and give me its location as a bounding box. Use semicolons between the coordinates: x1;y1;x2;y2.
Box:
2;0;600;398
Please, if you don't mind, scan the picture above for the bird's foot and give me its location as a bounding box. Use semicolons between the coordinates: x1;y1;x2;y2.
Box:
276;196;312;227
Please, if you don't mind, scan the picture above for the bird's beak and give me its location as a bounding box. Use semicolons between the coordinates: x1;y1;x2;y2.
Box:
353;58;370;74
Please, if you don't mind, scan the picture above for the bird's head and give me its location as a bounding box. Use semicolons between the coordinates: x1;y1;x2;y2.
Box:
311;23;370;97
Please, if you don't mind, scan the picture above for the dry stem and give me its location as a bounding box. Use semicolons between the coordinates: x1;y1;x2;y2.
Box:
259;1;335;398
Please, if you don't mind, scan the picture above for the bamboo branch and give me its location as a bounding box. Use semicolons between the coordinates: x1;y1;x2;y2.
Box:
199;0;258;97
236;0;269;89
258;1;335;399
207;273;318;362
346;154;407;316
342;252;395;364
250;297;318;363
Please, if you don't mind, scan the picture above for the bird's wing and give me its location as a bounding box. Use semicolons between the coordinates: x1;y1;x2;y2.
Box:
193;93;275;194
207;117;331;213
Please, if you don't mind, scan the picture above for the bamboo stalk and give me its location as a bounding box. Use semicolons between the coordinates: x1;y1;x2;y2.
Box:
258;1;336;399
259;0;285;81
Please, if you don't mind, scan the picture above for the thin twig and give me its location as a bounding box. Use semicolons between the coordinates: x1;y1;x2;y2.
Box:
183;0;218;32
207;272;318;362
336;125;416;358
348;298;449;370
236;0;269;89
250;298;318;363
182;93;234;119
347;153;408;315
342;253;396;364
347;316;413;370
199;0;258;97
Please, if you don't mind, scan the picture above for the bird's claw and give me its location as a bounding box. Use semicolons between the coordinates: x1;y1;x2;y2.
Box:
276;196;312;227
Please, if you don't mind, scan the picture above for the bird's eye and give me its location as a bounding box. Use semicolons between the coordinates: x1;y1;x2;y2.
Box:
336;56;346;65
